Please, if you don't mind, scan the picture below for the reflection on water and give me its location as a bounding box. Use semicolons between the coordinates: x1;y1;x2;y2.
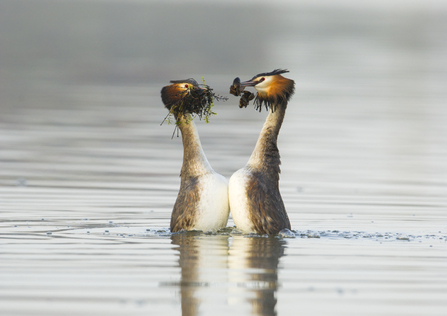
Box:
171;232;286;316
228;236;285;316
171;232;230;316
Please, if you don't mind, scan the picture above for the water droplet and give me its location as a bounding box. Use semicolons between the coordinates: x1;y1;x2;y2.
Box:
308;231;320;238
279;228;295;238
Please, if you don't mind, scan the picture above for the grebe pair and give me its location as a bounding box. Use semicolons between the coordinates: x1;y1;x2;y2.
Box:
161;70;295;234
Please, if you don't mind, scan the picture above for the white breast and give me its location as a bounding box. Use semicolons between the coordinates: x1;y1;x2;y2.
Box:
228;168;254;233
193;172;229;231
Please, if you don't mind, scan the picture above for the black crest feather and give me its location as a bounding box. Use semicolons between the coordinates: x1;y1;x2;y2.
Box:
250;69;289;81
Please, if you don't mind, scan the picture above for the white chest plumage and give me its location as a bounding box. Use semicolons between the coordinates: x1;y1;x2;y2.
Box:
228;168;254;233
193;172;229;231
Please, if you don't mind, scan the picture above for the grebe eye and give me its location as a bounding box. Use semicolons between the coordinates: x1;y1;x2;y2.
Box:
184;84;189;88
260;77;265;82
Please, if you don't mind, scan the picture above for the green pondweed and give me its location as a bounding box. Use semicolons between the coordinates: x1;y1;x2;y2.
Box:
160;77;227;136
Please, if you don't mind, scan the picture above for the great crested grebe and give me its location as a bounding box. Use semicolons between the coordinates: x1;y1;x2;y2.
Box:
161;79;229;232
229;69;295;234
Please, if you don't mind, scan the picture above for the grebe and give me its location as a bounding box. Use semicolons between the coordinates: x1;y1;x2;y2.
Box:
229;69;295;234
161;79;229;232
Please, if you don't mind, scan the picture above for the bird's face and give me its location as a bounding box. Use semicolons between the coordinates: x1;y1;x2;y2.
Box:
161;79;204;111
236;69;295;111
160;78;223;126
240;75;274;96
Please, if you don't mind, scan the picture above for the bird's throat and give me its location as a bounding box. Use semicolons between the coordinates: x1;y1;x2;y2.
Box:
247;103;285;175
177;115;213;178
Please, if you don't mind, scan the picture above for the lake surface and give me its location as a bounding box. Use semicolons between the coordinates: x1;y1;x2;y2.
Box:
1;1;446;315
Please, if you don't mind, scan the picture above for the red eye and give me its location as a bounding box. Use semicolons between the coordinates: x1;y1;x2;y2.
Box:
185;84;189;88
260;77;265;82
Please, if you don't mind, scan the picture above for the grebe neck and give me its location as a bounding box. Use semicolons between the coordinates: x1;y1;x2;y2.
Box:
247;102;286;178
176;114;213;178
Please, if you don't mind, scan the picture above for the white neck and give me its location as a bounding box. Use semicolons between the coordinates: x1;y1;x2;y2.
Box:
177;115;213;177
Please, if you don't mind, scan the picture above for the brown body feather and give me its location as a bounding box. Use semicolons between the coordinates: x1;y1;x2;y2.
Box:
246;171;291;234
170;176;201;232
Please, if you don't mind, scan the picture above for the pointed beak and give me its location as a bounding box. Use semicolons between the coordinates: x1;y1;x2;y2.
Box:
239;79;258;88
230;77;258;96
192;85;207;95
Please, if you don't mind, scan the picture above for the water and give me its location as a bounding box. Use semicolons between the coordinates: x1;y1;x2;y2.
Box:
1;1;447;315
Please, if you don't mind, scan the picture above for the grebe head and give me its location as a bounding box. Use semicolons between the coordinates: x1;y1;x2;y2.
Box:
161;78;204;112
235;69;295;111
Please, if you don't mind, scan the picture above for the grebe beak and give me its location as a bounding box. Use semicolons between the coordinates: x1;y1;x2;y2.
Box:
230;77;258;96
193;85;206;92
239;79;258;88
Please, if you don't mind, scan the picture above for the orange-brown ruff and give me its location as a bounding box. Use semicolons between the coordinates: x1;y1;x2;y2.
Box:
161;83;186;109
229;69;295;234
161;79;229;232
253;73;295;112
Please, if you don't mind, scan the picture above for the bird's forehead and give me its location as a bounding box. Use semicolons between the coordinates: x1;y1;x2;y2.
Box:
169;78;199;86
250;69;289;81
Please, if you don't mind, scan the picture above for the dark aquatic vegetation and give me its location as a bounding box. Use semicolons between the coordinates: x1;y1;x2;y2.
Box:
229;77;255;108
229;77;242;96
238;91;256;108
161;78;228;126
